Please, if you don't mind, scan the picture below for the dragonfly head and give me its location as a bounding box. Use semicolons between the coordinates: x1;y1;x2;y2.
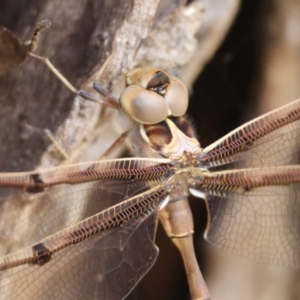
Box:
119;68;188;124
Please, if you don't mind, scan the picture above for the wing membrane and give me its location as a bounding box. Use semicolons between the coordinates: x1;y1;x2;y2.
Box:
199;98;300;170
0;210;160;300
194;99;300;265
193;167;300;266
0;157;174;299
0;158;173;252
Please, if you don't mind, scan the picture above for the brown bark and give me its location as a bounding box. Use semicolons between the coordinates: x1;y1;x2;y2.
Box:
0;0;238;172
0;1;240;299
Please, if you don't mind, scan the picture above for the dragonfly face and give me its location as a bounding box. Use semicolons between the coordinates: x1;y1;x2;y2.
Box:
1;68;300;300
120;68;189;124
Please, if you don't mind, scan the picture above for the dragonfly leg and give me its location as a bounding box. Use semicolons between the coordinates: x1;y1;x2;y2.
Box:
22;122;70;160
30;53;78;93
26;20;51;53
99;129;130;159
29;40;119;109
43;129;70;160
159;197;211;300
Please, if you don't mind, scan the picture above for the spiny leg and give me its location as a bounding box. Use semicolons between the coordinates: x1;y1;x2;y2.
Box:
30;53;119;109
22;122;70;160
26;20;51;53
27;28;132;159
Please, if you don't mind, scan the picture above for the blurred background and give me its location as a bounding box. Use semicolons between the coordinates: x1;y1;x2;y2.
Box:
1;0;300;299
135;0;300;299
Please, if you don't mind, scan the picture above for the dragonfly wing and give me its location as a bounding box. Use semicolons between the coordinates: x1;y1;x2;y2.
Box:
0;210;159;300
200;98;300;170
195;98;300;266
0;158;174;299
0;158;172;252
194;167;300;266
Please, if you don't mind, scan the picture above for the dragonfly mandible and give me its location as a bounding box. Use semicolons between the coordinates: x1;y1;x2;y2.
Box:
0;67;300;300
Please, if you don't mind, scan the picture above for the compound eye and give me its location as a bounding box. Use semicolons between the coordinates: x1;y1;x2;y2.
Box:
119;85;169;124
165;77;189;116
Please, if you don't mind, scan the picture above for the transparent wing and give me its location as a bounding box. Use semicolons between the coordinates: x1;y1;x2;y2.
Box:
193;167;300;266
0;206;161;300
193;98;300;265
0;157;174;299
205;184;300;266
199;98;300;170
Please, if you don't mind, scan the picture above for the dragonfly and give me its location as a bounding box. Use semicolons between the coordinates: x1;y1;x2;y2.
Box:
0;66;300;300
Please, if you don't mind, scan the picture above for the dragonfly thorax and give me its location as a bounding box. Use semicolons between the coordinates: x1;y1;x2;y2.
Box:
131;115;201;161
